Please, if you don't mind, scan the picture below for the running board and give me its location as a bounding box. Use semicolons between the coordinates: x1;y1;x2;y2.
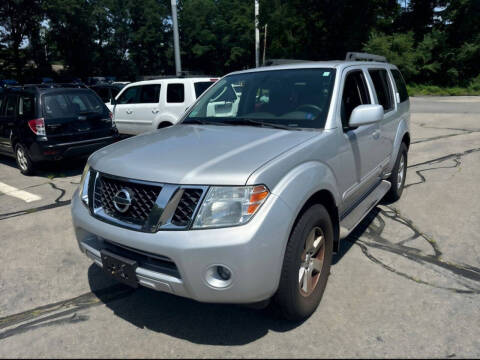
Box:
339;180;391;239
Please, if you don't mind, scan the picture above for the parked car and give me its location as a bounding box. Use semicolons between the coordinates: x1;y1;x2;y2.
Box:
72;53;410;320
0;84;119;175
90;83;128;112
111;77;217;135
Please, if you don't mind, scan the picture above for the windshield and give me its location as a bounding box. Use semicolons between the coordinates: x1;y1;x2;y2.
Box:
184;68;336;129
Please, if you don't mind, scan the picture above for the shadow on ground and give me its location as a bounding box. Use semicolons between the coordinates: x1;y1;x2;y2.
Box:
86;209;378;345
0;154;86;178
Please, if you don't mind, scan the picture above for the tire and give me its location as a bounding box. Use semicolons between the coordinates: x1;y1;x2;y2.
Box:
15;143;35;175
385;142;408;202
274;204;334;321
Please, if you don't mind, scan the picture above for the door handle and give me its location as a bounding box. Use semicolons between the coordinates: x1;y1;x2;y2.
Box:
126;110;133;114
152;109;159;114
372;130;380;139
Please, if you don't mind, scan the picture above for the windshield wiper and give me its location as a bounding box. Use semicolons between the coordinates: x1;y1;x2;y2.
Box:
226;118;295;130
182;119;226;126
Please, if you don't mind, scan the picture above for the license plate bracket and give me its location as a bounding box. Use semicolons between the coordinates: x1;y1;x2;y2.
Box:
100;249;138;288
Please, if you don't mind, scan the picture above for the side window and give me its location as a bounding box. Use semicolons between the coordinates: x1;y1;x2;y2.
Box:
116;86;140;104
139;84;160;103
391;69;409;103
5;96;17;117
0;95;4;114
368;69;394;112
341;70;371;128
167;83;185;103
18;96;35;118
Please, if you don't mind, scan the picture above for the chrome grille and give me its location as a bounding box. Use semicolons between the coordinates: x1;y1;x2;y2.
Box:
171;189;204;227
94;175;162;225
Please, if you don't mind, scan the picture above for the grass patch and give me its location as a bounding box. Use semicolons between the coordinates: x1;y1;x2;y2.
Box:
408;84;480;96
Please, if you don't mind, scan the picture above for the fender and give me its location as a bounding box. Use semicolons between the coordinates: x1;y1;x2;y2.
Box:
387;116;410;174
152;113;179;129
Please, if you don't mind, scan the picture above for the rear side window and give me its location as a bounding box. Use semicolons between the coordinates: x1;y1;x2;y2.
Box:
18;95;35;118
167;84;185;103
43;92;104;119
368;69;394;112
0;95;4;113
5;96;17;117
194;82;214;98
139;84;160;103
391;69;409;102
341;70;371;128
116;86;140;104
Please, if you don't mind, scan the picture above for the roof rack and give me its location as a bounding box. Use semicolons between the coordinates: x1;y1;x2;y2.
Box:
263;59;311;67
345;52;387;62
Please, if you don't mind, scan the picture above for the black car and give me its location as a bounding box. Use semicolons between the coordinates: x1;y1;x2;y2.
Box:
0;84;119;175
90;83;127;106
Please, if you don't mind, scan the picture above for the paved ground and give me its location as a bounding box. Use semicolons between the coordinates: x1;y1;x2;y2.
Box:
0;96;479;358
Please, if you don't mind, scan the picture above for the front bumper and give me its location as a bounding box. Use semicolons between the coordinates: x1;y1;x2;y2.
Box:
71;190;293;303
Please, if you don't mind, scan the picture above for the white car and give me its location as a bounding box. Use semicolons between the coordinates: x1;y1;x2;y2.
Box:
112;77;217;135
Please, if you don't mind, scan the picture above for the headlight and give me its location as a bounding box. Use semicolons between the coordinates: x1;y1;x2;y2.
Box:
192;185;269;229
79;164;91;206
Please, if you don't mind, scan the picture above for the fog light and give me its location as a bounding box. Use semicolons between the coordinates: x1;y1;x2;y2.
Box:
205;265;233;289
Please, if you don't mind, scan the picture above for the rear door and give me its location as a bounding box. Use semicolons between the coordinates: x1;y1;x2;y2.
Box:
0;94;17;154
42;90;112;143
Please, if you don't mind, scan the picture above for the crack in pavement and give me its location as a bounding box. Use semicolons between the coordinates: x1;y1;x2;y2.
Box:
348;206;480;294
0;182;71;221
411;125;480;144
0;284;134;340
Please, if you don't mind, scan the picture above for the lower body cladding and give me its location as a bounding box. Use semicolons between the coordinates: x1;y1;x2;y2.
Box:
71;191;294;304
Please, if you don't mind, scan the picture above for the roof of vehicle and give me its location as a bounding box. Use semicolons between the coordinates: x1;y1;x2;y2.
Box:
228;60;397;76
126;77;218;87
1;85;94;95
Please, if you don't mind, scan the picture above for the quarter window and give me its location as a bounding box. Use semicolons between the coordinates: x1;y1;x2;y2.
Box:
167;84;185;103
341;70;371;128
391;69;409;103
19;96;35;117
368;69;394;112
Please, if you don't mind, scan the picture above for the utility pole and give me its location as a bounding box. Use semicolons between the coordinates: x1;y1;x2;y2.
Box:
255;0;260;67
262;24;267;66
171;0;182;76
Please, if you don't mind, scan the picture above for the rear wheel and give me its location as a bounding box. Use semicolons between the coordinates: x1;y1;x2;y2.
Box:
15;143;35;175
274;204;333;321
385;142;408;201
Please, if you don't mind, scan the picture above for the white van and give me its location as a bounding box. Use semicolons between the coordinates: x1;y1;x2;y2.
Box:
112;77;217;135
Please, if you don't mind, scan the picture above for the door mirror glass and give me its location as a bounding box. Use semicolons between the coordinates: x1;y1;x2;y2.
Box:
348;104;383;127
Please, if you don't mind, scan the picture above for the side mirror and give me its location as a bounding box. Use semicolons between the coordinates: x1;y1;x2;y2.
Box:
348;104;383;127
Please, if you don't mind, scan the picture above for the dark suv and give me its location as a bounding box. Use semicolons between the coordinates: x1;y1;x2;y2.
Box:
0;85;119;175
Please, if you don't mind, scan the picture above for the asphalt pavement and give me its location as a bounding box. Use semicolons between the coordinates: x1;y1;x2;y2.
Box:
0;96;479;358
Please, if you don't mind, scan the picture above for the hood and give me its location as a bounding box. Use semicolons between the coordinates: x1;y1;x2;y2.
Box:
89;124;317;185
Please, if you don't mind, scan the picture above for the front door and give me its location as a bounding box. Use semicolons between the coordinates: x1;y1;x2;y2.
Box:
339;69;384;210
113;85;141;135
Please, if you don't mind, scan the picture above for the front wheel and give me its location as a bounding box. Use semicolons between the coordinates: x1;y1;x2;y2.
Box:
15;143;35;175
385;143;408;201
274;204;333;321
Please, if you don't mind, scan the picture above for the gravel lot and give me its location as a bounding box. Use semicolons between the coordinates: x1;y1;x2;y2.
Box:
0;96;479;358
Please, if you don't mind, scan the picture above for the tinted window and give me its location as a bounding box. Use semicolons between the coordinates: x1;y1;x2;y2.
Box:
391;69;409;102
167;83;185;103
341;70;371;128
117;86;140;104
43;92;104;119
139;84;160;103
19;96;35;118
0;95;4;113
194;82;214;98
369;69;394;112
185;69;336;129
92;87;111;102
5;96;17;117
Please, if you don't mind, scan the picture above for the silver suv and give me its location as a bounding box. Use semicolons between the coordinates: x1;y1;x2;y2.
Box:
71;53;410;320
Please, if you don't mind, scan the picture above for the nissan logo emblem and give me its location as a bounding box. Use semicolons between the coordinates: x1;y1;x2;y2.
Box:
113;188;133;213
